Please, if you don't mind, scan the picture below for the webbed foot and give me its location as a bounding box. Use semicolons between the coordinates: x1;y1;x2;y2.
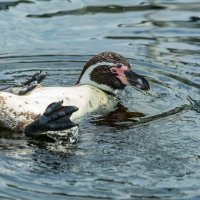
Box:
18;70;47;95
24;101;78;141
2;71;47;95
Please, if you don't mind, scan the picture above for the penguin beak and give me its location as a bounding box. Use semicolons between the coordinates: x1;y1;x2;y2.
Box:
124;70;150;91
110;65;150;91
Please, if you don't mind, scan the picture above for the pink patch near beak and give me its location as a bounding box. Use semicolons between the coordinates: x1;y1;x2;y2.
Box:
110;65;129;85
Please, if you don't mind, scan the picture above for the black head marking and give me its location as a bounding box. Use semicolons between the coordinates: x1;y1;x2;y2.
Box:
77;51;131;84
90;64;126;90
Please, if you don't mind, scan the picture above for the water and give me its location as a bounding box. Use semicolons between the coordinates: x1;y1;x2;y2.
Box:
0;0;200;199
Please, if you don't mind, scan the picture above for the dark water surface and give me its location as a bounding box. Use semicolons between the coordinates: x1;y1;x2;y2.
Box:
1;0;200;199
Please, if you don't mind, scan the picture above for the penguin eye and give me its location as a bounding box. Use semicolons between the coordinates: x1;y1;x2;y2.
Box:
110;68;117;73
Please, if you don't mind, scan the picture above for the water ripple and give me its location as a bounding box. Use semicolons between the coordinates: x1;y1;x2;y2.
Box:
26;4;165;18
1;0;200;199
0;0;33;11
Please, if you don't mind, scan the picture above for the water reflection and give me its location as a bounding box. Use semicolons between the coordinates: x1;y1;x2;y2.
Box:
0;1;33;11
27;4;165;18
29;142;78;174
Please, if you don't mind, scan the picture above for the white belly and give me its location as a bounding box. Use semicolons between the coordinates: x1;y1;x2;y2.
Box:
0;85;117;131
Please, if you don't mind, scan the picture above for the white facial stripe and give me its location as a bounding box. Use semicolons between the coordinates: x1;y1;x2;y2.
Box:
78;62;117;94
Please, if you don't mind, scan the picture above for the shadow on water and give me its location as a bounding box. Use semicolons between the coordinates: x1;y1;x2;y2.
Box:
91;97;200;131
